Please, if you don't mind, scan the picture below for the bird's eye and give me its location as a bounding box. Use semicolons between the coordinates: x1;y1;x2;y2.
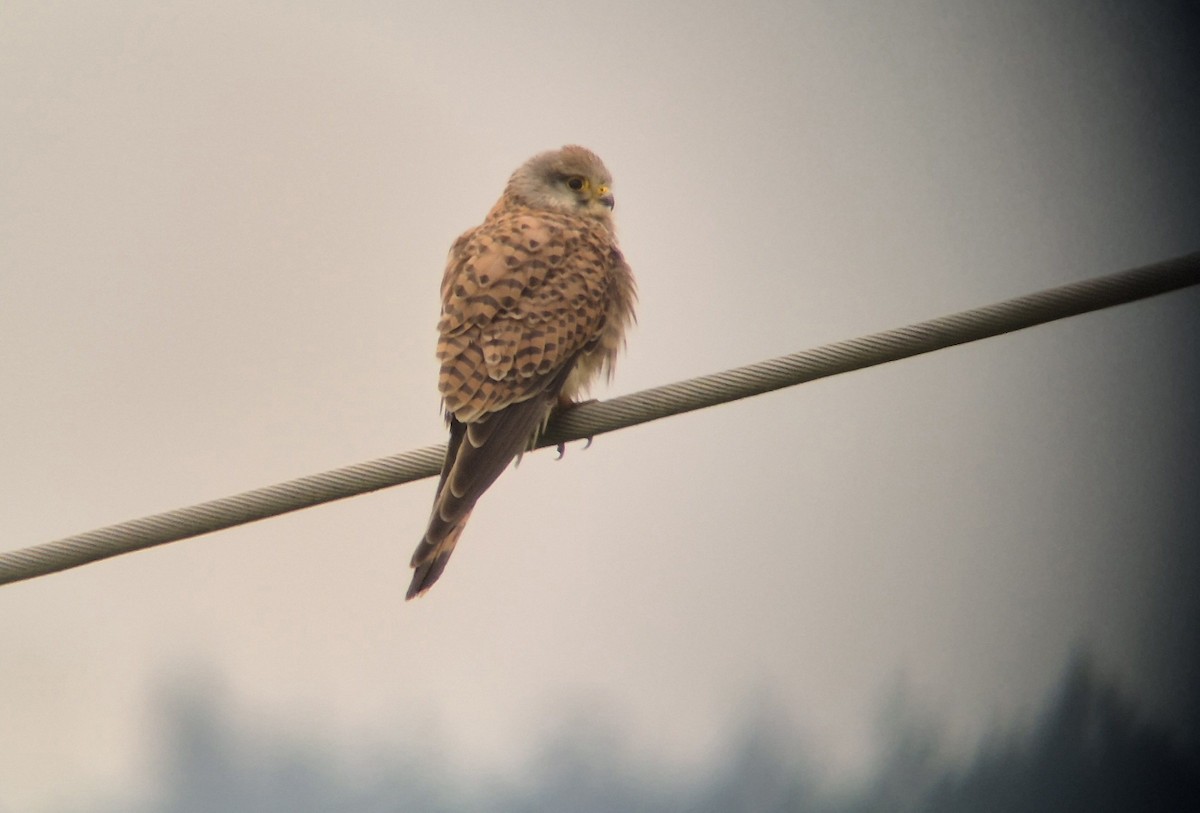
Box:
566;176;586;191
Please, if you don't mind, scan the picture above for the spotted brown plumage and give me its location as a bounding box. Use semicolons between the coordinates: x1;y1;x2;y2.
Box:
407;146;636;600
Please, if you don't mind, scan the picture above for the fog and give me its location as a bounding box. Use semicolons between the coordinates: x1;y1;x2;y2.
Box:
66;655;1198;813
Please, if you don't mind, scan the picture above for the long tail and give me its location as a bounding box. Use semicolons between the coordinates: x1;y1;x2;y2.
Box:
406;389;558;600
407;511;470;600
407;420;468;600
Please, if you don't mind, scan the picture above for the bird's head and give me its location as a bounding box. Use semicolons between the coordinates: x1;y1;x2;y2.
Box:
504;145;616;219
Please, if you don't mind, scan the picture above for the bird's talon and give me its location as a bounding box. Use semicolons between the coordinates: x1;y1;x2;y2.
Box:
555;442;566;460
583;436;594;450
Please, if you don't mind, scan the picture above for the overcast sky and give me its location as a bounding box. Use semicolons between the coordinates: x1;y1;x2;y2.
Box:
2;2;1198;811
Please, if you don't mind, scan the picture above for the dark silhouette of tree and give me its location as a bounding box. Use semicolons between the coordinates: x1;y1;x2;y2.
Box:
69;653;1200;813
921;653;1200;813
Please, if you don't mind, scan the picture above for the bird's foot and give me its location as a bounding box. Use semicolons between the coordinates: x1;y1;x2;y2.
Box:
554;435;595;459
552;396;597;459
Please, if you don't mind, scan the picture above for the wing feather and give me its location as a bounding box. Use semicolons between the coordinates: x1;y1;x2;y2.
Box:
436;211;614;422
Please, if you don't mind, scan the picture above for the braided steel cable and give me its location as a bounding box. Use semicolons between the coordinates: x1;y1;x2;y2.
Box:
542;252;1200;445
2;251;1197;586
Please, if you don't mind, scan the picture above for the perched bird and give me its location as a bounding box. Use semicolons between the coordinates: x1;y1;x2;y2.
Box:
407;146;637;600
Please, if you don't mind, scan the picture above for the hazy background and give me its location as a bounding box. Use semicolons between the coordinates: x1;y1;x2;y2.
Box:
2;1;1198;811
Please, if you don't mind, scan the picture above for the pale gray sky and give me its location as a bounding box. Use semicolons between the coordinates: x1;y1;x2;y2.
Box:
2;2;1198;811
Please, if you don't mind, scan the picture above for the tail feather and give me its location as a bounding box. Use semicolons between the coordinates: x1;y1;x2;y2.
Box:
404;394;551;600
406;515;469;600
405;364;575;599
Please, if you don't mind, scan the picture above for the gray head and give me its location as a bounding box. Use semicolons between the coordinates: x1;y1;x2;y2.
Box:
503;145;616;218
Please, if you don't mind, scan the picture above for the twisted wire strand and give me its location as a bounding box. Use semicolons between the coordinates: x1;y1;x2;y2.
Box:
2;251;1197;587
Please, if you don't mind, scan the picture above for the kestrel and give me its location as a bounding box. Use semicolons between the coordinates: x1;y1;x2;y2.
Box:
407;146;637;600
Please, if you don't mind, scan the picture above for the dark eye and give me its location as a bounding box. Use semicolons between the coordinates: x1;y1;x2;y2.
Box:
566;176;585;191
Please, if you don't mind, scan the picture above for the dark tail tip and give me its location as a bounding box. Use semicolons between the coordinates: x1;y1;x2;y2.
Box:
406;550;452;601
